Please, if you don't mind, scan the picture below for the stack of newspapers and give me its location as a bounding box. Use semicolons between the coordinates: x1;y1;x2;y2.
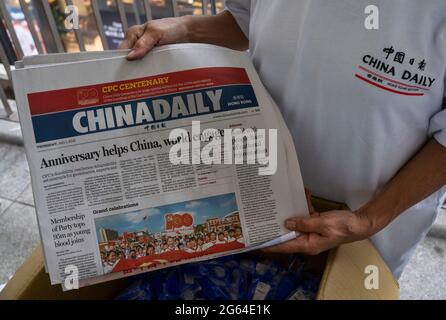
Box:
12;44;308;289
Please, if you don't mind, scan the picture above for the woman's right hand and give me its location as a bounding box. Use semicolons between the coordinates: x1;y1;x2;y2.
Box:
120;12;249;60
120;17;190;60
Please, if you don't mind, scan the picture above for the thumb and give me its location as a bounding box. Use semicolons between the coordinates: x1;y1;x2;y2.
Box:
127;33;159;60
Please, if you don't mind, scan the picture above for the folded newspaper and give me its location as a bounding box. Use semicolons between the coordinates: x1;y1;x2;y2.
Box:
12;44;308;289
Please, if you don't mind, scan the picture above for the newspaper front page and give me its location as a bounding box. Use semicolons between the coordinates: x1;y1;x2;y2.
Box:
12;44;308;288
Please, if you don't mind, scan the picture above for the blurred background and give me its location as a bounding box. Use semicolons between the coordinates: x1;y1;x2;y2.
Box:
0;0;444;299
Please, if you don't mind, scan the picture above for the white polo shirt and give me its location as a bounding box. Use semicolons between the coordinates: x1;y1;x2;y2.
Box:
226;0;446;278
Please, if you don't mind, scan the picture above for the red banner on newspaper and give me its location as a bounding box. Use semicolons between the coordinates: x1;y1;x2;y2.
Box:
112;241;245;273
28;67;251;116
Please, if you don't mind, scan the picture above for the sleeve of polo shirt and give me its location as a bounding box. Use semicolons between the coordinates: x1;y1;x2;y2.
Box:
225;0;251;38
429;80;446;147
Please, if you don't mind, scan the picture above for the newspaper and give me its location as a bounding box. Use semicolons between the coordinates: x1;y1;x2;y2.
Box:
12;44;308;289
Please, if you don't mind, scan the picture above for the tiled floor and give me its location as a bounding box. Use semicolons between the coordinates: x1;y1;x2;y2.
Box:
0;100;17;121
400;236;446;299
0;142;39;284
0;141;445;299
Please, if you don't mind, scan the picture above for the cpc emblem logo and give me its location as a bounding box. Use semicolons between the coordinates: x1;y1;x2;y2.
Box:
77;88;99;106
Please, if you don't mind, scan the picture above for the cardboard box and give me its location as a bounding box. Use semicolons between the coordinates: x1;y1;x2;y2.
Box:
0;198;400;300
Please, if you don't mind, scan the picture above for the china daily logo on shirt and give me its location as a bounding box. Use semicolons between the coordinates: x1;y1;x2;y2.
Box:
355;46;436;97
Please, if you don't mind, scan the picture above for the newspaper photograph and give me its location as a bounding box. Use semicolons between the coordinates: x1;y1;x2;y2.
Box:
11;44;308;288
96;193;244;275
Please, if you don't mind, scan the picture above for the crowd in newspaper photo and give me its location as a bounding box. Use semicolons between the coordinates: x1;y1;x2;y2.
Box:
96;193;245;274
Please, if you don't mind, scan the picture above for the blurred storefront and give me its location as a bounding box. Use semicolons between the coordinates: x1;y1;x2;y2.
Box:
1;0;225;56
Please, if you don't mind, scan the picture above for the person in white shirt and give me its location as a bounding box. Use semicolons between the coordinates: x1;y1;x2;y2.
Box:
103;251;119;274
184;238;198;253
202;232;221;250
136;246;145;258
234;227;244;244
216;232;227;244
227;229;236;242
196;237;205;252
209;232;217;245
166;237;176;251
121;1;446;278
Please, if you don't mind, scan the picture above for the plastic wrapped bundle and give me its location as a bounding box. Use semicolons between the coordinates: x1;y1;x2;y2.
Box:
115;254;320;301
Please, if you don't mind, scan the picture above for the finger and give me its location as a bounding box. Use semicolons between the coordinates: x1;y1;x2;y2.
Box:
120;25;144;50
285;216;325;234
120;36;135;50
127;32;160;60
